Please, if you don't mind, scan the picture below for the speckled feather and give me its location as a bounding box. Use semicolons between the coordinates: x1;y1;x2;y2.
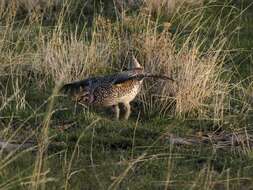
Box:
61;68;144;107
61;57;174;120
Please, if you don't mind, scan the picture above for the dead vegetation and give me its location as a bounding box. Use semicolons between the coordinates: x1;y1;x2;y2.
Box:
0;1;252;188
0;3;232;120
0;0;61;15
165;128;253;153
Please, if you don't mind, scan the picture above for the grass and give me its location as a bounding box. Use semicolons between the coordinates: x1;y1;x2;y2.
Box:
0;0;253;189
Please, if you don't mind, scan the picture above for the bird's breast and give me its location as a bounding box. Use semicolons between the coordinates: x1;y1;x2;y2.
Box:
89;80;142;107
114;80;142;103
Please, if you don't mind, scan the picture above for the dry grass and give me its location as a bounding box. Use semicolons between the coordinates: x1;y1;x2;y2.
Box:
0;2;251;189
144;0;205;15
0;2;232;120
114;10;231;120
42;30;114;83
114;0;206;14
0;0;61;15
140;35;229;120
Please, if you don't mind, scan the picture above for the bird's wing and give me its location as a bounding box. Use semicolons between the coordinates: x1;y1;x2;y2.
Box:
109;72;143;85
109;72;175;86
60;71;174;94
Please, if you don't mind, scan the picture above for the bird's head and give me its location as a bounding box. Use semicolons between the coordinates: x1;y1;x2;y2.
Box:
71;86;93;104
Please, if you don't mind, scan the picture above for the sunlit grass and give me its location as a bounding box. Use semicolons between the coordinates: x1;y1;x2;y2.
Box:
0;0;252;189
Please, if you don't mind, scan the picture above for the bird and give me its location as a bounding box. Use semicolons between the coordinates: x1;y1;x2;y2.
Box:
60;57;174;120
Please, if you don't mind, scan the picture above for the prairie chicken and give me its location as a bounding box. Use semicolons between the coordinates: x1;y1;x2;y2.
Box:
61;57;173;120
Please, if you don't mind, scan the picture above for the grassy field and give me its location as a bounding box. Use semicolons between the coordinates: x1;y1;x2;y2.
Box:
0;0;253;189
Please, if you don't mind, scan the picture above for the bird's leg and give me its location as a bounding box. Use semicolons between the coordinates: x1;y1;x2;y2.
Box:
112;104;120;120
123;102;131;120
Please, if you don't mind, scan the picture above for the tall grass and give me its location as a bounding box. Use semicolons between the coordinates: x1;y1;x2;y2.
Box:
0;0;251;189
0;0;235;121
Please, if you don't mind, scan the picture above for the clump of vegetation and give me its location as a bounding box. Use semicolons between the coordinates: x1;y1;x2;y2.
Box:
128;24;230;119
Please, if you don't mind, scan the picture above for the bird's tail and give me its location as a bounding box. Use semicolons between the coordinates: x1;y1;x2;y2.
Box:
144;74;175;81
127;73;175;82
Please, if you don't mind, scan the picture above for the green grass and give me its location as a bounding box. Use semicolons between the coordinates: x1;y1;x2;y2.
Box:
0;0;253;189
2;120;253;189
